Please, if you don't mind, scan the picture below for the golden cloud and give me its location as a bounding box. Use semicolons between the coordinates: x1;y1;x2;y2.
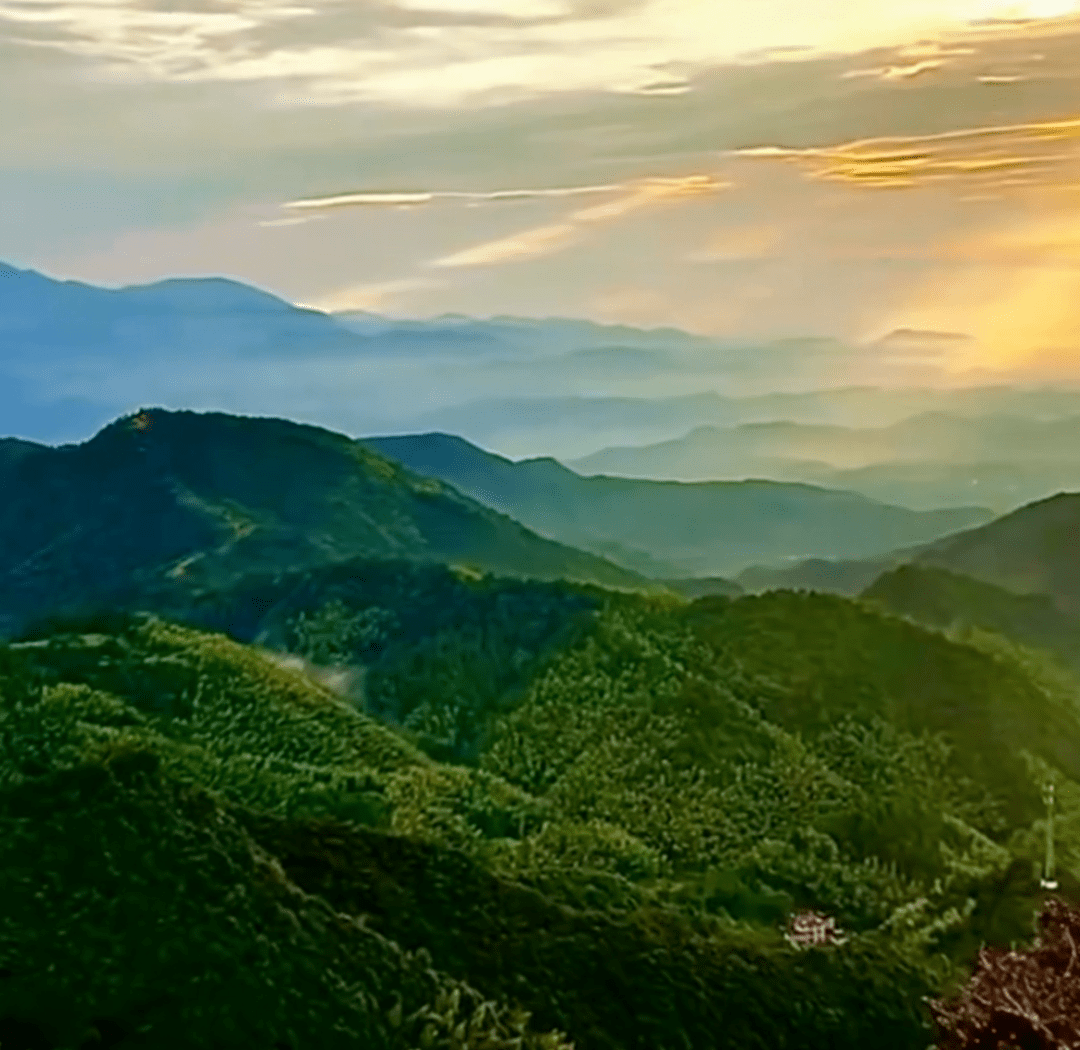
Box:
298;277;440;311
732;114;1080;191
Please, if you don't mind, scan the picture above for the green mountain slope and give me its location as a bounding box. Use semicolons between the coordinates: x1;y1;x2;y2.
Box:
0;409;649;634
8;537;1080;1046
0;619;573;1050
912;492;1080;612
0;436;44;471
863;565;1080;672
1;610;951;1050
361;432;991;577
678;591;1080;826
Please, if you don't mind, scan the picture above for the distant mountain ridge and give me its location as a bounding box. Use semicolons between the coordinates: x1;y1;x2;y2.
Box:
359;432;994;577
0;409;649;633
735;490;1080;618
571;412;1080;478
407;386;1080;460
0;262;355;360
332;309;715;357
8;263;1080;465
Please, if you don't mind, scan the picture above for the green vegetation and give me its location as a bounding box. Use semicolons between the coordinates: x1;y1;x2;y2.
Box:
6;568;1080;1047
914;492;1080;612
864;564;1080;672
361;432;992;578
0;409;650;634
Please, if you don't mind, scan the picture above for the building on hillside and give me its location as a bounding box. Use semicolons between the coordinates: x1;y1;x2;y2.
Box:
785;911;847;948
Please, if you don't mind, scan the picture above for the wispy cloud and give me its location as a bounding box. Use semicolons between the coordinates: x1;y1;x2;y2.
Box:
730;115;1080;191
840;59;946;80
298;276;440;312
429;174;729;267
284;184;624;211
257;215;317;227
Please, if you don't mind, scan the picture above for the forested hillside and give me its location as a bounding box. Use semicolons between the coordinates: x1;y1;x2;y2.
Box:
360;431;992;576
0;410;648;636
864;565;1080;673
4;565;1079;1048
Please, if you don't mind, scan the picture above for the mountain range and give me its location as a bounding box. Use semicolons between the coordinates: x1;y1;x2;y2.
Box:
863;564;1080;673
913;492;1080;613
737;491;1080;619
359;432;993;577
4;395;1080;1048
0;263;728;446
0;410;648;635
411;387;1080;460
571;412;1080;475
9;263;1080;480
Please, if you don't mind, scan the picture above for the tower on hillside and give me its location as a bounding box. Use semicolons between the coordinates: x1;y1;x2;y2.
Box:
1041;782;1058;891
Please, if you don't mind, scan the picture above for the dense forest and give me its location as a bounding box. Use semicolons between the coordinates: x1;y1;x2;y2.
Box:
3;556;1078;1048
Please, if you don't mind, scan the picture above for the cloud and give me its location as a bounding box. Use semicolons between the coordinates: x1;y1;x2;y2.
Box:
1;0;1055;108
284;183;624;210
393;0;572;16
430;223;578;267
0;0;316;78
297;277;440;312
428;174;729;267
841;59;946;80
730;114;1080;191
257;215;316;227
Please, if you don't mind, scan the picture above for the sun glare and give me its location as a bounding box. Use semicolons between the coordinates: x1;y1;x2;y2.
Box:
971;0;1078;18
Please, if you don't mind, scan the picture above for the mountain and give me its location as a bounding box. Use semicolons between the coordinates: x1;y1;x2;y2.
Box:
912;492;1080;613
414;387;1080;461
570;412;1080;480
862;564;1080;672
0;409;649;633
0;263;373;443
9;263;1080;461
359;432;993;577
872;329;977;357
659;576;745;600
738;491;1080;619
0;435;43;470
3;593;998;1049
0;263;356;365
788;460;1080;514
735;551;920;597
332;310;714;357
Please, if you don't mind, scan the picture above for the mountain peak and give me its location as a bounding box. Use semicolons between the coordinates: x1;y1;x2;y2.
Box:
0;408;647;629
118;274;297;313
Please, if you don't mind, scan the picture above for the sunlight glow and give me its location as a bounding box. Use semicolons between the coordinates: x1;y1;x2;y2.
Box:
970;0;1078;19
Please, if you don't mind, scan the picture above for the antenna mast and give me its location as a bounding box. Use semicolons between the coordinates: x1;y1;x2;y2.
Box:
1041;782;1058;891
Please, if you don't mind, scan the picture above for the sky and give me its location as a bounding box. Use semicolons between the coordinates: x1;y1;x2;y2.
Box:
4;0;1080;380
